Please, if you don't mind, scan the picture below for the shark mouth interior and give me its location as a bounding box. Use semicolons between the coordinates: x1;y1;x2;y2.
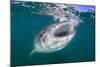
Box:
54;23;73;37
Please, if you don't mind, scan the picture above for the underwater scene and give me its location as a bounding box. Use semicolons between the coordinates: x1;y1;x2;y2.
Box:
11;1;95;66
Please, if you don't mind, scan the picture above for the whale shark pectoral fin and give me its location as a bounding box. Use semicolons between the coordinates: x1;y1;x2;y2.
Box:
29;49;37;59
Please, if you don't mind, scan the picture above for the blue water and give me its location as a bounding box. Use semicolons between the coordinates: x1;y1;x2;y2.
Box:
11;2;95;66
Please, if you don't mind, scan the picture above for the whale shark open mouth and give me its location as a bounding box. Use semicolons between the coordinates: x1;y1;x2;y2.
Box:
54;23;74;37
